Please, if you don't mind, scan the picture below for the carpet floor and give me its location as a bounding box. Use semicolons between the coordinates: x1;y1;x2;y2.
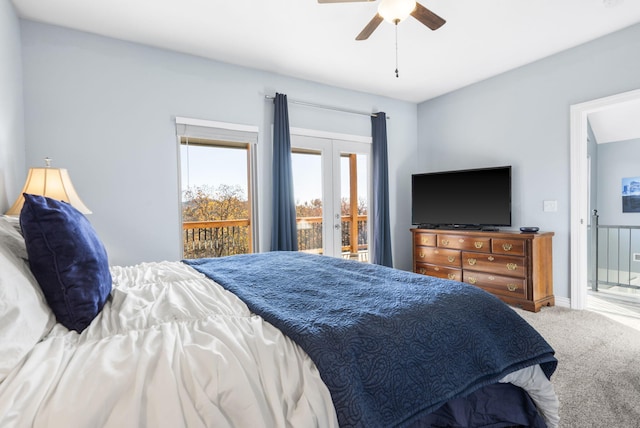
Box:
514;306;640;428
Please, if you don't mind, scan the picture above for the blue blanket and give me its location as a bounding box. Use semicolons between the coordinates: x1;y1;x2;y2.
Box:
184;252;556;427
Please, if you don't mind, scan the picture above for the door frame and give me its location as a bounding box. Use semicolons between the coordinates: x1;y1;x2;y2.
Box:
290;127;372;258
570;88;640;309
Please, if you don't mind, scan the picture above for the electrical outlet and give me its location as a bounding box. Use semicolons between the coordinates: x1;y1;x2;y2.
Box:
543;200;558;212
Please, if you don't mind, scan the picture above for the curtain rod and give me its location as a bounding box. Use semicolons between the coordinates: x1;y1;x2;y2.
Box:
264;95;389;119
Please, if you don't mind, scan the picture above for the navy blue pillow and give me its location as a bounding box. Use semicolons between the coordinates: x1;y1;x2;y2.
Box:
20;194;112;333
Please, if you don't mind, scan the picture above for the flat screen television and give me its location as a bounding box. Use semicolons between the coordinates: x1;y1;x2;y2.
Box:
411;166;512;230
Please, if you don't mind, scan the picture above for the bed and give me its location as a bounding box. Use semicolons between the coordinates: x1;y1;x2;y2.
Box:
0;195;560;428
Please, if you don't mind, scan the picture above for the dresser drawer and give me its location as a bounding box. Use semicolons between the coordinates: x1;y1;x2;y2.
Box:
414;232;437;247
438;234;491;253
492;238;525;256
415;263;462;281
463;271;527;299
461;252;526;278
415;247;461;268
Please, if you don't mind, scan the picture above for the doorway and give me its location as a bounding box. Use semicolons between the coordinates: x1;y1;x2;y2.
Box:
570;89;640;326
290;129;372;260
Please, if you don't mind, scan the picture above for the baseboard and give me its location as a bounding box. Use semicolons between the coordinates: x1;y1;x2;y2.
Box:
554;296;571;308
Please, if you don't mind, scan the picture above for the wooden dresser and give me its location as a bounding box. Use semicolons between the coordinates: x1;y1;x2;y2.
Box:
411;228;554;312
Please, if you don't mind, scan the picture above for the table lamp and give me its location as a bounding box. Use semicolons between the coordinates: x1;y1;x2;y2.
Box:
5;158;91;216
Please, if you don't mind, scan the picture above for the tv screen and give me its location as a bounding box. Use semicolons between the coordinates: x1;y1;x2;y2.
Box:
411;166;512;229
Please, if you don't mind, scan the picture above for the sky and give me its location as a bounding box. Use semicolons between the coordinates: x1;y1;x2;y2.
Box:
180;144;248;197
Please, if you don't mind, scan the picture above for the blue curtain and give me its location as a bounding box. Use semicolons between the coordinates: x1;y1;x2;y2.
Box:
371;112;393;267
271;93;298;251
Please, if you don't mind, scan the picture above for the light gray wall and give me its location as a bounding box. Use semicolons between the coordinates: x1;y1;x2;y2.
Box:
416;23;640;301
597;138;640;226
0;0;25;212
19;21;418;268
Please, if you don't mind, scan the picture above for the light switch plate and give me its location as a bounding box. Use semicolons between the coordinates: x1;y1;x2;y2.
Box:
543;200;558;212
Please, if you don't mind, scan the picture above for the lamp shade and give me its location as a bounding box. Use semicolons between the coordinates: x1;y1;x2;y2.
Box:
5;166;91;216
378;0;416;23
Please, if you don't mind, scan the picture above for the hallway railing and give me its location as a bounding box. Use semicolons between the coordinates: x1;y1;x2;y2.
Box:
591;210;640;292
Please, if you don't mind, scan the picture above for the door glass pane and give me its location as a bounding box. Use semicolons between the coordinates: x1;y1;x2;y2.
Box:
291;151;323;255
340;154;369;261
291;136;370;261
180;140;251;259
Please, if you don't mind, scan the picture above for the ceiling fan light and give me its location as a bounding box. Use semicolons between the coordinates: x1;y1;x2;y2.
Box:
378;0;416;23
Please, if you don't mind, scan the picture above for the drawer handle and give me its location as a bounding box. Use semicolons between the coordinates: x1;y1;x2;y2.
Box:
502;243;513;251
434;267;440;271
488;256;495;261
421;237;429;244
419;251;426;258
448;273;456;280
507;263;518;271
441;239;449;246
474;241;483;249
447;256;455;263
418;268;426;274
468;277;477;284
467;258;477;266
507;284;517;292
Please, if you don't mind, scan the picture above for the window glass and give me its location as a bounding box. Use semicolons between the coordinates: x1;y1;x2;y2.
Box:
180;138;252;258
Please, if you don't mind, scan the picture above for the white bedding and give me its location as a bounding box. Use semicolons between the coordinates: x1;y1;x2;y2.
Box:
0;261;338;428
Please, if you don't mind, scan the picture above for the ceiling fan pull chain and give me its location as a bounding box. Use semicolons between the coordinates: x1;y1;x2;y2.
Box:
395;20;399;78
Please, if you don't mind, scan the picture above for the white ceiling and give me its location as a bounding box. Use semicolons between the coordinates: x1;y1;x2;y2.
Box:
589;99;640;144
11;0;640;104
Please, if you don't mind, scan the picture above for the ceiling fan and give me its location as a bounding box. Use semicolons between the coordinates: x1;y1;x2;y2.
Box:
318;0;446;41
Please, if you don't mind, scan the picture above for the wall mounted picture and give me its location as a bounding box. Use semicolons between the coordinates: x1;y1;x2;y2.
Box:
622;176;640;213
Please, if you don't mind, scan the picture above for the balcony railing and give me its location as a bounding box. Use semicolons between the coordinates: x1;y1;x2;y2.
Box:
296;215;368;261
182;216;368;261
183;219;251;259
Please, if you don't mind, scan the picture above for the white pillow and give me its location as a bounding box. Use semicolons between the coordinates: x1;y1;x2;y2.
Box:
0;216;55;383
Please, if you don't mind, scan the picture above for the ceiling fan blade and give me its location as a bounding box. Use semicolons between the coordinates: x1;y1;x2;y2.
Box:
356;13;384;41
317;0;374;3
411;2;446;30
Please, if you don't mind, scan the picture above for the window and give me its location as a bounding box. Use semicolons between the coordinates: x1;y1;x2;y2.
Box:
176;118;258;259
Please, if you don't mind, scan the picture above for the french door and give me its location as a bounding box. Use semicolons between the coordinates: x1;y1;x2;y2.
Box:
290;132;371;260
